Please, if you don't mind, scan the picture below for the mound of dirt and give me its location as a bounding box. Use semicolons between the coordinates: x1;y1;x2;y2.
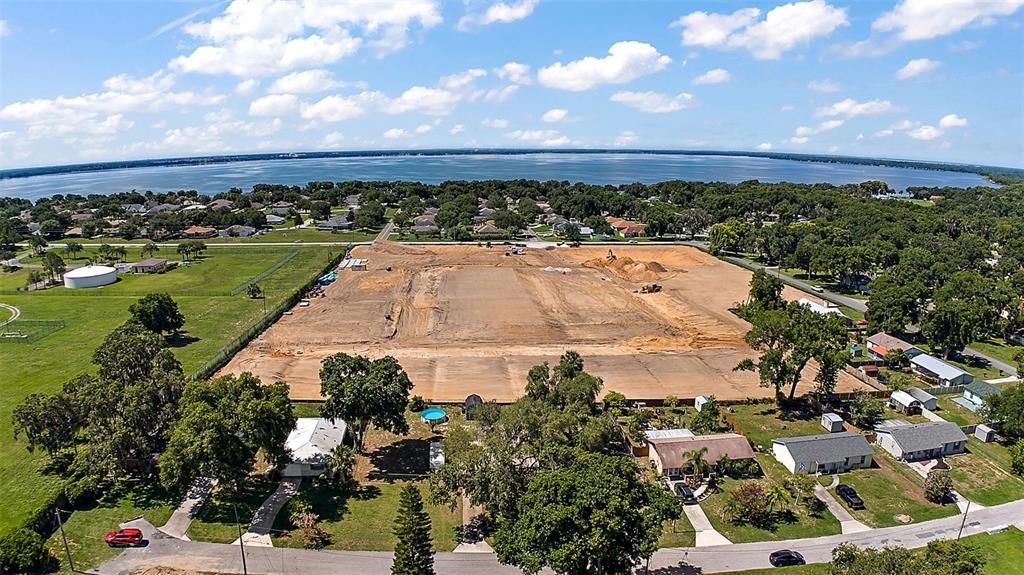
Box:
583;256;668;281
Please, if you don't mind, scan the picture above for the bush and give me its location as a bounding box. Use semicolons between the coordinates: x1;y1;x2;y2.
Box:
0;528;52;574
1010;439;1024;477
663;395;680;407
408;395;428;412
603;391;626;409
925;469;953;504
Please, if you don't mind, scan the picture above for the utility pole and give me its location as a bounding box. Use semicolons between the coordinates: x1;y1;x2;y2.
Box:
957;499;971;540
234;503;249;575
55;507;76;573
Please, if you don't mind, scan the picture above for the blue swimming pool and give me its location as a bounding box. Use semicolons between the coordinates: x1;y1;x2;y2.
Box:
420;407;447;422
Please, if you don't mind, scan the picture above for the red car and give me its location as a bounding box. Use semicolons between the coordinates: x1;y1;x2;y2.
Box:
104;528;143;547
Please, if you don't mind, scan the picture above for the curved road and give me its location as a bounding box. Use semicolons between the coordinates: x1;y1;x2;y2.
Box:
95;499;1024;575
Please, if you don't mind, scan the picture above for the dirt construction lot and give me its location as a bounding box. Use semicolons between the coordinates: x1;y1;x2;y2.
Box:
222;243;868;402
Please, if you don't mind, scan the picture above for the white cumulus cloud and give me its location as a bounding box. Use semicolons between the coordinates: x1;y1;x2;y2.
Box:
939;113;968;128
896;58;940;79
383;128;408;139
538;41;671;91
493;62;533;85
614;131;638;147
756;143;773;150
449;124;465;135
693;68;731;85
542;108;568;123
414;124;432;134
815;98;894;118
269;69;358;94
672;0;849;60
320;131;345;148
482;118;509;128
235;79;260;95
908;125;943;140
873;0;1024;41
609;91;694;113
459;0;538;30
505;129;569;146
248;93;298;116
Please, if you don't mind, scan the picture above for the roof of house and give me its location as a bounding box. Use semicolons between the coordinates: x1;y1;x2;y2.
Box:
796;298;847;318
645;428;695;440
285;418;347;465
911;354;970;380
965;380;1001;399
905;387;937;403
319;215;351;227
225;225;256;233
130;258;167;268
183;225;215;234
772;432;873;463
867;332;917;353
876;421;967;453
648;433;755;468
890;390;921;406
473;222;503;234
207;199;234;209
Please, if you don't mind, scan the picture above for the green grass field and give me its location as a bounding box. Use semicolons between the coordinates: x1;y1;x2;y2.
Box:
838;452;959;527
0;247;335;547
934;395;984;426
949;438;1024;506
725;403;827;450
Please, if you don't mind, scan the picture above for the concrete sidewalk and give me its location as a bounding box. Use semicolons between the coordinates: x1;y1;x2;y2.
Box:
231;477;302;548
159;477;216;540
682;503;732;547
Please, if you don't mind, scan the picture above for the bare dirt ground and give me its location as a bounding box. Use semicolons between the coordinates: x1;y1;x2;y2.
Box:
221;243;867;402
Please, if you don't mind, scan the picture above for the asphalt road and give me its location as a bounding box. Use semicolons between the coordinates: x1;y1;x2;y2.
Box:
94;498;1024;575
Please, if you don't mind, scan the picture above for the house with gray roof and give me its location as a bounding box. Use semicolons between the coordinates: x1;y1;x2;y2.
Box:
963;381;1000;406
905;387;938;411
874;421;967;461
771;432;874;474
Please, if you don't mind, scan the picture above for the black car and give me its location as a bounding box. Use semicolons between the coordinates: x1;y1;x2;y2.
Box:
673;482;696;503
836;484;865;510
769;550;806;567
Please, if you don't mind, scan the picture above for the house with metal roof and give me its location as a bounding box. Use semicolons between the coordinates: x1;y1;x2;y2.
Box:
905;387;938;411
647;433;755;477
771;432;874;474
644;428;695;441
874;421;967;461
910;354;973;387
796;298;847;319
889;390;923;414
963;381;1001;406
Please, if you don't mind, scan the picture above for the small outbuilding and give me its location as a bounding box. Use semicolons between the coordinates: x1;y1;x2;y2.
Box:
905;387;938;411
796;297;848;319
821;412;844;433
975;424;996;443
464;394;483;419
128;258;167;274
890;390;923;415
694;395;711;412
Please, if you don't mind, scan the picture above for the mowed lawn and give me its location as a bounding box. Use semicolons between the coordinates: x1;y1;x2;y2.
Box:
838;450;959;527
934;395;984;426
725;403;827;450
949;438;1024;506
0;248;335;548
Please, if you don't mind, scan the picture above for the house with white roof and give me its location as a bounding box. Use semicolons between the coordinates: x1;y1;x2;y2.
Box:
910;354;973;387
796;298;847;319
889;390;923;415
282;418;348;477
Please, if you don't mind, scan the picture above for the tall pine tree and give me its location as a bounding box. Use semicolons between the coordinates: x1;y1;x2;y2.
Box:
392;484;435;575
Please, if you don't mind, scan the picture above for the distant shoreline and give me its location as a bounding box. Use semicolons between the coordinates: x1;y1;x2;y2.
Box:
2;148;1021;185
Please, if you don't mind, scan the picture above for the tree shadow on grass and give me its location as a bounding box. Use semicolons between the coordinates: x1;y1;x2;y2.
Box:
165;332;199;348
366;438;432;481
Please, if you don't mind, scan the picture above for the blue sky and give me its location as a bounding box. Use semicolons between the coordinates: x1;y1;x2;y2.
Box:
1;0;1021;169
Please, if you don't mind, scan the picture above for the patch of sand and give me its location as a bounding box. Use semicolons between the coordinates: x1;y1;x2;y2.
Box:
220;243;867;402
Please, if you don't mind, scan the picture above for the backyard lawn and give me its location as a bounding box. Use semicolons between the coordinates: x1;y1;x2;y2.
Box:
934;395;984;426
838;451;959;527
700;455;841;543
725;403;827;450
0;247;334;556
948;439;1024;506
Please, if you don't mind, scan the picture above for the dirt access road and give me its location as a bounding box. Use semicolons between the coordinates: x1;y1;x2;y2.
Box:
222;242;866;402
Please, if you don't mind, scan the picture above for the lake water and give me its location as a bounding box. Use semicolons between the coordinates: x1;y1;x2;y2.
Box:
0;152;995;200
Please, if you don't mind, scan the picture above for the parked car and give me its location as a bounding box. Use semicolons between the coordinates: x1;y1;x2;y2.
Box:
836;484;865;510
104;528;143;547
673;482;696;504
811;285;824;293
769;550;806;567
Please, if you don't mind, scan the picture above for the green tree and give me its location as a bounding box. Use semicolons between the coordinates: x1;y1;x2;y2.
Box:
392;484;435;575
326;445;357;486
847;392;885;428
246;283;263;299
64;240;83;259
1014;349;1024;375
924;469;953;504
129;293;185;335
493;452;679;575
28;234;47;256
43;251;65;282
1008;439;1024;476
493;209;526;234
765;483;790;513
319;353;414;451
354;200;386;229
708;222;740;255
0;527;52;574
690;397;722;434
160;373;295;490
746;269;784;310
602;391;626;410
141;241;160;259
984;382;1024;441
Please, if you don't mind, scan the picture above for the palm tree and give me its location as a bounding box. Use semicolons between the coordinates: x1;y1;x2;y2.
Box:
686;447;710;486
114;246;128;262
177;243;191;261
141;241;159;259
64;241;83;260
765;483;790;514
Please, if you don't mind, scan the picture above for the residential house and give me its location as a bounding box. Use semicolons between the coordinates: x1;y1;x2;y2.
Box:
182;225;217;239
796;298;848;319
179;204;206;213
265;214;286;225
963;381;1000;407
410;224;440;235
889;390;923;415
144;203;179;218
128;258;168;274
282;418;348;477
317;215;352;231
771;432;874;474
122;203;145;215
866;332;922;361
413;214;436;226
344;194;361;207
910;354;973;387
647;433;755;477
205;198;234;209
421;206;439;216
473;221;504;236
64;227;83;238
272;200;295;209
874;421;967;461
219;225;256;238
70;213;94;222
905;387;938;411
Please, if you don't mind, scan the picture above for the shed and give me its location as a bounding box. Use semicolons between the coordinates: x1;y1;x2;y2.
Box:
975;424;996;443
890;390;923;415
911;354;973;387
796;298;847;319
821;413;844;433
964;381;1000;406
128;258;167;274
694;395;711;411
905;387;938;411
464;394;483;419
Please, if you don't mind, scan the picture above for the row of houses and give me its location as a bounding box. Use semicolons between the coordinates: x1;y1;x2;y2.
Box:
866;332;975;387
